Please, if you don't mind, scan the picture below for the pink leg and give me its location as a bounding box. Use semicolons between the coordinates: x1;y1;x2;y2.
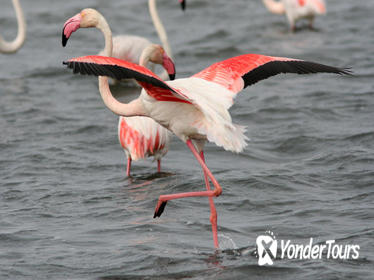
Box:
157;159;161;173
153;139;222;248
200;151;219;248
126;157;132;177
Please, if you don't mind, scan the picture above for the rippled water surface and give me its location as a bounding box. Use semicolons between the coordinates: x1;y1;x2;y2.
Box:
1;0;373;279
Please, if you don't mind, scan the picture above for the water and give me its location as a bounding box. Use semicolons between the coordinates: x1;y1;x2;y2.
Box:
1;0;373;279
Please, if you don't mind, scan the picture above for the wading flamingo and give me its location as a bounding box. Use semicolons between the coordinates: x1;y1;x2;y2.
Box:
0;0;26;54
62;9;175;176
262;0;326;31
118;112;170;176
63;53;349;248
62;0;184;80
118;45;172;176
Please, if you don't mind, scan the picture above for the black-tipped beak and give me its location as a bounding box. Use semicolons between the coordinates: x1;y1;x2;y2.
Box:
61;13;81;47
168;73;176;81
162;52;176;81
62;29;69;47
179;0;186;11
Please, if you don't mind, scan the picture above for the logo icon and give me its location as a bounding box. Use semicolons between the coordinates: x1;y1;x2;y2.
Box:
256;231;277;266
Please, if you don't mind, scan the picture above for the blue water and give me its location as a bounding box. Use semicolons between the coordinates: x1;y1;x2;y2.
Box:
0;0;373;279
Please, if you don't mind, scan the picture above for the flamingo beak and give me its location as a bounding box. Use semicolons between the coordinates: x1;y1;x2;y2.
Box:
62;13;82;47
179;0;186;11
162;52;176;80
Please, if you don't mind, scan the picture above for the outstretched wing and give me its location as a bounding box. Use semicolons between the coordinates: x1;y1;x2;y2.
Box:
192;54;351;95
63;55;192;104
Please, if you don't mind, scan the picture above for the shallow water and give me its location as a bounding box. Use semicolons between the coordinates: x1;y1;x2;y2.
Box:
0;0;373;279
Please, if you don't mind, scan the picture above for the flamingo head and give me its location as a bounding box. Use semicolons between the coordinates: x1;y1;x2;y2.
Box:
153;45;176;80
62;8;100;47
141;44;176;80
179;0;186;11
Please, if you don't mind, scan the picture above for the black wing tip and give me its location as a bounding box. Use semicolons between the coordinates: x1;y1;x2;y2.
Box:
242;60;354;88
153;201;167;218
62;62;178;93
288;60;353;76
339;67;354;76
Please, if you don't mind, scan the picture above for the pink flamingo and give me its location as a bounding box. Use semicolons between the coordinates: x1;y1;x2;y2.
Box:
117;44;172;176
262;0;326;31
63;53;349;248
0;0;26;53
118;46;172;176
118;115;170;176
62;0;184;80
62;8;175;176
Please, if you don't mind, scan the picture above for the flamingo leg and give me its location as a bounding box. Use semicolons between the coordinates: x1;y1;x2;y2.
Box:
153;139;222;248
200;151;219;248
157;159;161;173
126;157;132;177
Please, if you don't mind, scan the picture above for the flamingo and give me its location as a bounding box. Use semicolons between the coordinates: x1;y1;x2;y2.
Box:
118;45;173;176
262;0;326;31
62;8;175;176
63;53;349;248
0;0;26;54
118;113;170;176
62;0;184;80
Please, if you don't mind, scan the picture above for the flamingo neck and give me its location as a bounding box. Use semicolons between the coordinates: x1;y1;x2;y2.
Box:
139;45;155;67
95;12;113;57
262;0;285;15
0;0;26;54
95;14;146;118
148;0;172;58
98;77;147;117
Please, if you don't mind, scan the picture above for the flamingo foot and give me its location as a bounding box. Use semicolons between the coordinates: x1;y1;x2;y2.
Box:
153;190;216;219
154;200;168;218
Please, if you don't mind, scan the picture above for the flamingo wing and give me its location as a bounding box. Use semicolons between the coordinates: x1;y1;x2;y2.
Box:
63;55;192;104
192;54;350;95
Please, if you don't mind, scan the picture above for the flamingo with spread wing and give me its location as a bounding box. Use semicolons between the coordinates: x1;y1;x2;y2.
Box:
63;53;350;248
262;0;326;31
62;8;175;176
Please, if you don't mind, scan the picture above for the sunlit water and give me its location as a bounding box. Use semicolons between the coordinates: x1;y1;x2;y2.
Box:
0;0;373;279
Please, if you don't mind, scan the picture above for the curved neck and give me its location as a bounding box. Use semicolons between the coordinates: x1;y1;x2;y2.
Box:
262;0;285;15
139;46;154;67
148;0;172;58
95;12;113;57
98;77;146;117
95;13;146;117
0;0;26;53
